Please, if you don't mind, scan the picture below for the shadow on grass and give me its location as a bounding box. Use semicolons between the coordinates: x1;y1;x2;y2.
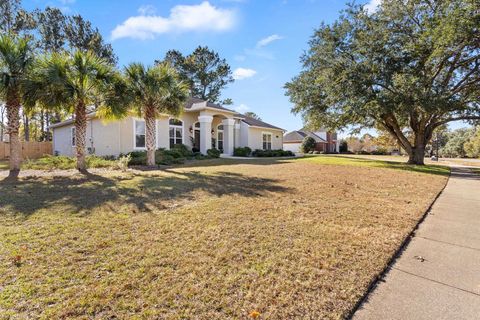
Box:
0;169;290;218
174;158;294;169
298;155;451;177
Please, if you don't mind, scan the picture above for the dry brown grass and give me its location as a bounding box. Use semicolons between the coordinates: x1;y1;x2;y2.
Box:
0;157;447;319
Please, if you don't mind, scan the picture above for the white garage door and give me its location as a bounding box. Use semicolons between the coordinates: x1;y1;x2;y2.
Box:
283;143;301;153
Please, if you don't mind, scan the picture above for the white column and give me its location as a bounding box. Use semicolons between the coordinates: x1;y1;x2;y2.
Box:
222;118;235;155
198;115;213;155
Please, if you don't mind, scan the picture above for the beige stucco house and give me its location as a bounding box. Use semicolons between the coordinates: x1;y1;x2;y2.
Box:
50;98;285;157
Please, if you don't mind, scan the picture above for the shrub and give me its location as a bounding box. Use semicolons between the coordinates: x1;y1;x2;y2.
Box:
207;148;221;158
339;140;348;153
115;154;131;171
194;153;207;160
160;148;183;159
233;147;252;157
300;136;316;153
172;144;193;157
23;155;115;170
127;151;147;165
86;156;116;168
252;149;294;157
356;150;371;155
371;148;388;155
313;151;320;154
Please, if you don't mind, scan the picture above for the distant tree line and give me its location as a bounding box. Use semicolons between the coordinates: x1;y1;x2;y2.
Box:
340;126;480;158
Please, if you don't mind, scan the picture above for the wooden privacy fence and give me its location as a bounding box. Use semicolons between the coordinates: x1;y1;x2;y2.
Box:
0;142;52;160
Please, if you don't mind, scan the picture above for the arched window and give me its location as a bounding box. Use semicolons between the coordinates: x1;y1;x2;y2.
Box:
169;119;183;148
217;124;224;151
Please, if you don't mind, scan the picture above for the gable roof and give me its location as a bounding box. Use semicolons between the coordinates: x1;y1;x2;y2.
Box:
185;97;237;114
239;115;284;131
284;130;327;143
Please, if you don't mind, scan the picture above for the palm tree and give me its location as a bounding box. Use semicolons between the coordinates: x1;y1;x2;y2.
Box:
124;62;189;166
0;35;34;176
25;51;125;171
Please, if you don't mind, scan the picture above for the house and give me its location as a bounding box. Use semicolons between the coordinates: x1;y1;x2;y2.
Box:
50;98;285;157
283;129;339;153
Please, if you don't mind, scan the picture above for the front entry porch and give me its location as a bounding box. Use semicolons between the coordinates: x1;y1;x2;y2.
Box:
191;114;236;156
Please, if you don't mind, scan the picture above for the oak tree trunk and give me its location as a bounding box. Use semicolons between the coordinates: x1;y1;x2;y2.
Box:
145;105;156;166
6;90;22;174
407;146;426;165
75;102;87;172
407;131;427;165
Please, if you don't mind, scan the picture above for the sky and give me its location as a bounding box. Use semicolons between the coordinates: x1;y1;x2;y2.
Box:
23;0;469;135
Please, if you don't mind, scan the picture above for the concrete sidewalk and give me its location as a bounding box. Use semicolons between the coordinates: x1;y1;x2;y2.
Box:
353;167;480;320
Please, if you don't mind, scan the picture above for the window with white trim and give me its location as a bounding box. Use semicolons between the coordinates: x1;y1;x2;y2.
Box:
262;133;272;150
134;120;146;148
217;124;223;151
169;119;183;148
71;127;76;146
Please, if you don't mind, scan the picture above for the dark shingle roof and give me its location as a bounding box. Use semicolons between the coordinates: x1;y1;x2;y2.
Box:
283;130;327;143
239;115;284;131
283;131;307;142
185;97;236;113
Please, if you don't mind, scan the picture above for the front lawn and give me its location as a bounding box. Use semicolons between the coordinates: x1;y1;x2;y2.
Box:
0;157;448;319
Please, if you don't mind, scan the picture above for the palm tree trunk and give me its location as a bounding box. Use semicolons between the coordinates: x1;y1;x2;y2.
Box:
145;105;156;166
0;105;4;142
6;90;22;174
75;102;87;172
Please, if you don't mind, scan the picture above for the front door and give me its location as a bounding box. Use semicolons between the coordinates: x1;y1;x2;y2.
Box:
194;129;200;151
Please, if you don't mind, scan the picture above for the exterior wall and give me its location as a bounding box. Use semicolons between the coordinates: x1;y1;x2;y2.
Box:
239;121;249;148
53;124;75;156
156;116;170;149
118;117;134;154
234;121;241;149
52;112;283;156
180;112;199;149
247;127;283;150
90;119;121;156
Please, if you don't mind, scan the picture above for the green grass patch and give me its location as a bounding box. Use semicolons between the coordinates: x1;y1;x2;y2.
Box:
297;155;450;176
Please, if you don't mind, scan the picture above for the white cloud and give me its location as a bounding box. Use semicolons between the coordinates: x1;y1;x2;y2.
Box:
233;68;257;80
59;0;75;4
111;1;237;40
256;34;283;47
138;4;156;16
234;104;250;113
364;0;381;13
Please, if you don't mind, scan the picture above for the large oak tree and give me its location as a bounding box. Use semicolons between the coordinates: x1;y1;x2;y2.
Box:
285;0;480;164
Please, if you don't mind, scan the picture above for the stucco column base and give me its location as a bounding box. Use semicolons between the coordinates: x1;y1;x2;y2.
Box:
222;118;235;155
198;115;213;155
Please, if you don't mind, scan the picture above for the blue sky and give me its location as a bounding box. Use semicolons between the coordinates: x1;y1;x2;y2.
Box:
24;0;468;134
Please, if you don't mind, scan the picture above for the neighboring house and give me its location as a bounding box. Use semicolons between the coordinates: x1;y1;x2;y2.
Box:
50;98;285;157
283;129;339;153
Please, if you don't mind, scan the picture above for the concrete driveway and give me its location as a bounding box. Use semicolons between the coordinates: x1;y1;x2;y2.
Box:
353;167;480;320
